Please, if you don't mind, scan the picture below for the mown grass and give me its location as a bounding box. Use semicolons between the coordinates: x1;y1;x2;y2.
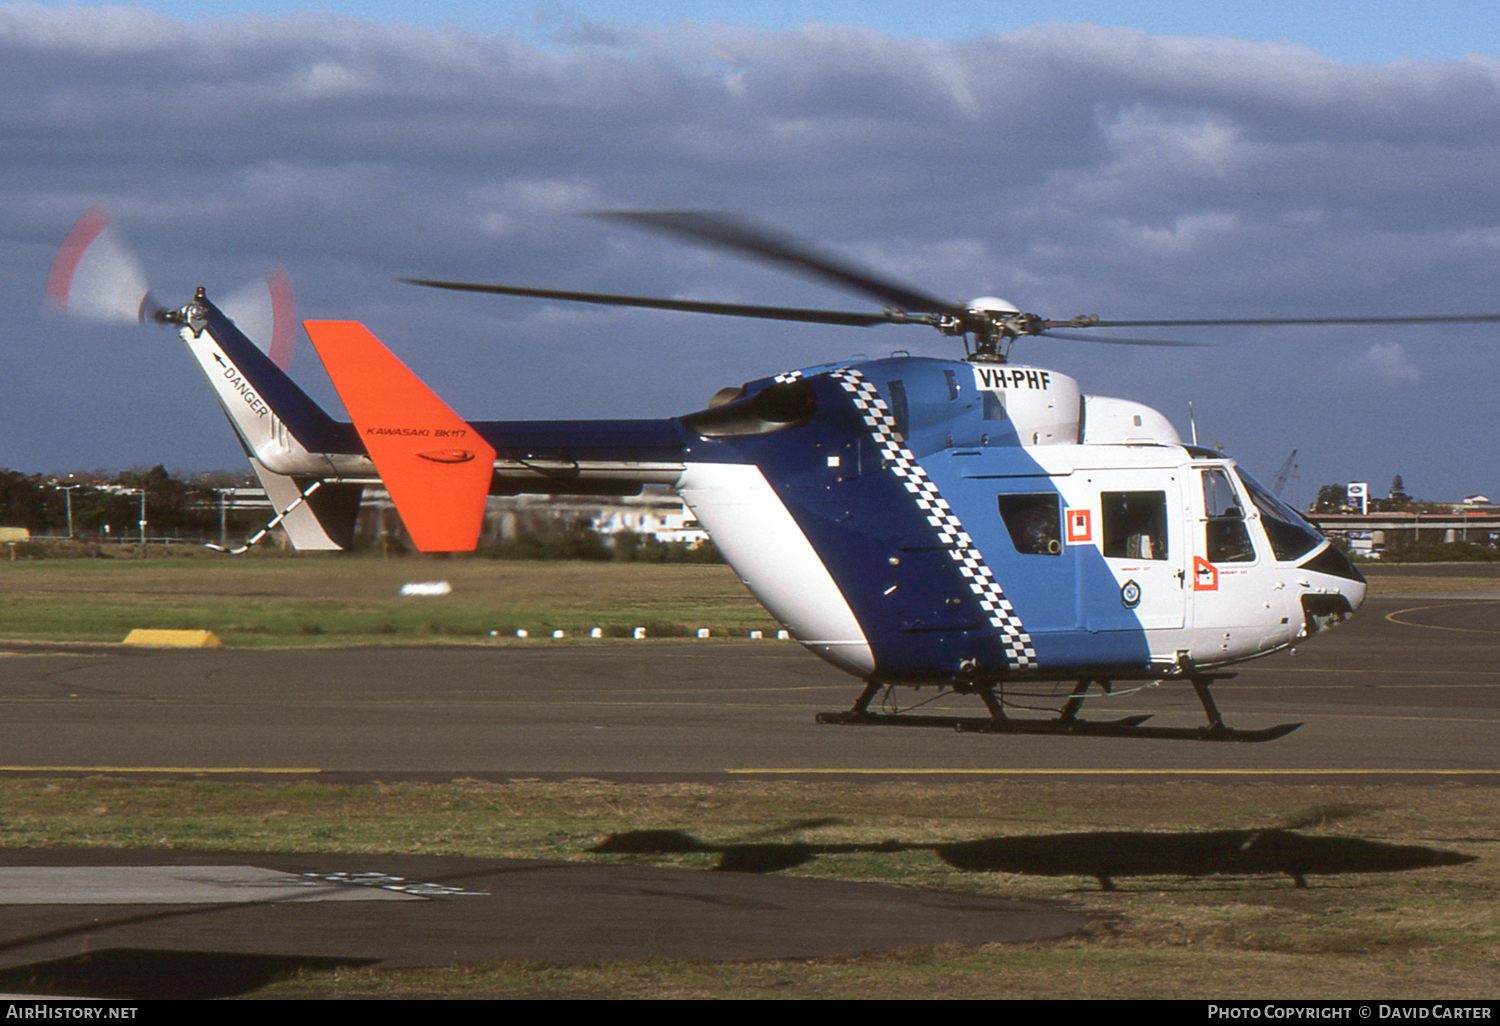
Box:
0;556;780;645
1;776;1494;999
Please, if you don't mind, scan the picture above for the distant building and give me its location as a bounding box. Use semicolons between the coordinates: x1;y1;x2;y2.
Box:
478;488;708;548
590;491;709;545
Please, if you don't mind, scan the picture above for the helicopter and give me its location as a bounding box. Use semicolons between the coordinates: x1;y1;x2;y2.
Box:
54;208;1482;743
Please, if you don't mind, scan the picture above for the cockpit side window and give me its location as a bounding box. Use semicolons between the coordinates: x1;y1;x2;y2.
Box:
1234;467;1324;561
1201;468;1255;562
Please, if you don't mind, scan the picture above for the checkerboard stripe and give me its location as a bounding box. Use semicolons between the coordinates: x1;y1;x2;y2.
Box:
828;368;1038;669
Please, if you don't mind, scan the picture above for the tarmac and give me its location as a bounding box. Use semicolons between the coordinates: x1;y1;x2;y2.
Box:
0;847;1087;999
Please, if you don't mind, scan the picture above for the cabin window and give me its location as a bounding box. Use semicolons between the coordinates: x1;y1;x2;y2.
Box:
1101;491;1169;560
998;493;1062;555
1201;468;1255;562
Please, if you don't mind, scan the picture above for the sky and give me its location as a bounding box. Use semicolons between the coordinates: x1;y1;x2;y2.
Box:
6;2;1500;508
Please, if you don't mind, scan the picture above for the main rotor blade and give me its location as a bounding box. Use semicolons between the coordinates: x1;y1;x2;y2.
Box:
401;277;909;327
1089;313;1500;328
592;210;963;316
1040;329;1210;347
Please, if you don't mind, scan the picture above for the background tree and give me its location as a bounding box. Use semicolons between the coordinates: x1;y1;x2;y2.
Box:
0;470;49;532
1313;483;1349;513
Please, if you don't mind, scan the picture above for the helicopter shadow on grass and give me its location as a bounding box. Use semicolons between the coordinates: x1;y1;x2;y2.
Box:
588;816;1476;892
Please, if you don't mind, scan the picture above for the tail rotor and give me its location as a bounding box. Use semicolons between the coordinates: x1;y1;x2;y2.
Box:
46;204;159;324
46;205;296;369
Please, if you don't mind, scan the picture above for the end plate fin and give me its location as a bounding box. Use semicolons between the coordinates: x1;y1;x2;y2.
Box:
304;320;495;551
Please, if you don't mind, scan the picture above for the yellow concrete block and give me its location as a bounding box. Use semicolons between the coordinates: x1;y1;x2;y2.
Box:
123;629;223;648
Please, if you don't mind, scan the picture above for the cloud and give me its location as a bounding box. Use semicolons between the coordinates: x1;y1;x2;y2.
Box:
1344;340;1421;383
2;8;1498;499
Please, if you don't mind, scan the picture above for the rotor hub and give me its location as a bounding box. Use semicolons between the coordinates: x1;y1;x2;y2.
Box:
943;298;1046;363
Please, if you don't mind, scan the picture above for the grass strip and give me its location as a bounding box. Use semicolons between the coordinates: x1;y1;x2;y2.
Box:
0;776;1493;999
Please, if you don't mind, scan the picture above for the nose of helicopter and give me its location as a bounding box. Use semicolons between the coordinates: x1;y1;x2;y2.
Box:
1331;564;1368;615
1297;541;1367;633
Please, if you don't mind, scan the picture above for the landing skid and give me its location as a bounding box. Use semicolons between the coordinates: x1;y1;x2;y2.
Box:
816;678;1302;743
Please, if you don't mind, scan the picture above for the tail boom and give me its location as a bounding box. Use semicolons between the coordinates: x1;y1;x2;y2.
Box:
173;294;688;552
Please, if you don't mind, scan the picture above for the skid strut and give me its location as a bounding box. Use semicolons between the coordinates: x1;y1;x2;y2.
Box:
815;675;1301;742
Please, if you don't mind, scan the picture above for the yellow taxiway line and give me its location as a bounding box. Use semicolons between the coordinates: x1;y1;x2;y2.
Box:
0;766;321;774
727;767;1500;776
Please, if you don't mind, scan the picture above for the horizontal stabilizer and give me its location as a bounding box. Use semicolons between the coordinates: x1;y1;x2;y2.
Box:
304;321;495;552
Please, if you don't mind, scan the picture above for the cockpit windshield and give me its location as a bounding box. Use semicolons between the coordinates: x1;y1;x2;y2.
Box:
1234;467;1324;561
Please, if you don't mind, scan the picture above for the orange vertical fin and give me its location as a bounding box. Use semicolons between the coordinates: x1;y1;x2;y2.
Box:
303;321;495;552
